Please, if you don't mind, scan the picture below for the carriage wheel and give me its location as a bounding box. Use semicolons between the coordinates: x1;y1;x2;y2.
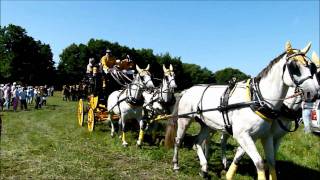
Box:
87;108;95;132
77;99;84;126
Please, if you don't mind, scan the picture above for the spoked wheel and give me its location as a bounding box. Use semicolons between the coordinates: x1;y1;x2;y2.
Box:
77;99;84;126
87;108;95;132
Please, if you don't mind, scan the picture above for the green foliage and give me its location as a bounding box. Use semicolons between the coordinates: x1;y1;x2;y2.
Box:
214;67;250;85
58;39;220;90
182;63;216;88
1;24;250;89
0;24;55;84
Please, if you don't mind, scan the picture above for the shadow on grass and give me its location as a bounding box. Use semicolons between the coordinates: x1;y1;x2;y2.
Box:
229;159;320;180
44;104;59;110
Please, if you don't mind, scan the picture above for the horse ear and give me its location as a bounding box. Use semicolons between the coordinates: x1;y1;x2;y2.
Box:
301;42;312;54
285;41;294;54
136;64;142;73
312;51;320;68
163;64;167;72
145;64;150;71
169;64;173;71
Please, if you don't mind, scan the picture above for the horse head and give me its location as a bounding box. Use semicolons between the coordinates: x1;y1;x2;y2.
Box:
311;51;320;90
136;64;155;89
282;41;318;101
163;64;177;89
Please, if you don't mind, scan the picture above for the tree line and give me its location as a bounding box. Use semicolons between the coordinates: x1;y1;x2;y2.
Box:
1;24;250;90
0;24;55;85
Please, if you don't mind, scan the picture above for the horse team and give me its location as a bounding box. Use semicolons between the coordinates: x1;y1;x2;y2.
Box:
82;42;320;180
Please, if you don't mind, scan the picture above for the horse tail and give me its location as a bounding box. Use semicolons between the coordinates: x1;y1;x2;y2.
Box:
164;91;185;149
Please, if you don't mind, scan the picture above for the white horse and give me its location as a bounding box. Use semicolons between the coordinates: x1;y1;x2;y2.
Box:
164;42;318;180
143;64;177;141
223;51;320;180
107;64;154;147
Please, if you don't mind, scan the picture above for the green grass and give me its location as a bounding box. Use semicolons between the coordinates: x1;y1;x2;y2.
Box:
1;92;319;179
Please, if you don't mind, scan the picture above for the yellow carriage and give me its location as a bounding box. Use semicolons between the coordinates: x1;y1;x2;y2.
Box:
77;94;119;132
77;60;133;132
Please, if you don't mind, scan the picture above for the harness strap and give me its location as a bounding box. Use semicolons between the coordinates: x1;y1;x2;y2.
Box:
219;80;237;135
276;104;301;132
276;118;299;132
246;79;279;124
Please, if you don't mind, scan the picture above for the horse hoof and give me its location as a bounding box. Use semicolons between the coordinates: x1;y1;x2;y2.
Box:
173;165;180;172
136;143;142;148
122;143;128;147
110;133;115;138
199;171;209;179
222;160;228;170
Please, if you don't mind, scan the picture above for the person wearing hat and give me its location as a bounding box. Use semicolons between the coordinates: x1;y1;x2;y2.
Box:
86;58;95;74
100;49;116;74
119;54;135;75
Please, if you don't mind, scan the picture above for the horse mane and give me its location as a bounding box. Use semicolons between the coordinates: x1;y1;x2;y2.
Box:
255;52;286;81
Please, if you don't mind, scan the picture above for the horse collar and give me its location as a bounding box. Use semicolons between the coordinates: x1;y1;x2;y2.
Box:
246;79;280;123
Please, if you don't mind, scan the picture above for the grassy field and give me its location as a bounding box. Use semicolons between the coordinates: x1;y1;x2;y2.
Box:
1;92;319;179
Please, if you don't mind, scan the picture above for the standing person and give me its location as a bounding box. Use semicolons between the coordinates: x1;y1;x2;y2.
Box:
12;86;19;112
29;86;34;104
19;87;27;110
26;86;30;104
42;86;47;106
34;87;41;109
3;84;11;110
0;84;4;111
50;86;54;96
39;86;44;107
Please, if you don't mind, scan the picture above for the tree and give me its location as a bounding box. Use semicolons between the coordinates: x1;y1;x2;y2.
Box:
57;39;219;90
0;24;55;85
214;67;250;85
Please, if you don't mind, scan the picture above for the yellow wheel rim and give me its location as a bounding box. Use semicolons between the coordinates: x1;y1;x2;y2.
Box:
92;96;98;109
77;99;84;126
87;108;94;132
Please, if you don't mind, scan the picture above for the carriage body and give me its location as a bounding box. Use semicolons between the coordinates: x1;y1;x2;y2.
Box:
77;62;135;132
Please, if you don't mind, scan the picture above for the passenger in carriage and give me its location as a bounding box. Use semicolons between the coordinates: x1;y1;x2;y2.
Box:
120;54;135;75
86;57;95;75
100;49;116;74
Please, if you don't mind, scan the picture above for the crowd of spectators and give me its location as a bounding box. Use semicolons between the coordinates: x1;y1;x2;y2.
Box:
0;82;54;111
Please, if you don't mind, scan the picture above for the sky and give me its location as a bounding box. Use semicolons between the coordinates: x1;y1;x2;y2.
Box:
1;0;319;76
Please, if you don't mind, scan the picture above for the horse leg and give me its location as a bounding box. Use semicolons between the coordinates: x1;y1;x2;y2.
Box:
234;133;266;180
108;112;115;137
261;136;276;180
221;132;230;169
137;118;145;147
194;125;212;177
202;131;212;159
173;117;191;171
273;122;290;157
121;117;128;147
118;119;123;139
226;146;245;180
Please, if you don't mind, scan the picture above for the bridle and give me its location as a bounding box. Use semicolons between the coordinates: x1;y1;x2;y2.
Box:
283;52;314;86
137;70;153;89
159;73;176;102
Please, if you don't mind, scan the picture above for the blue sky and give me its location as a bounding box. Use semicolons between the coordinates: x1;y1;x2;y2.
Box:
1;0;319;76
